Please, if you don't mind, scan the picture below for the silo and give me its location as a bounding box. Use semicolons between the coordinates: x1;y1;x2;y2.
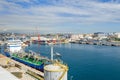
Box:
44;62;68;80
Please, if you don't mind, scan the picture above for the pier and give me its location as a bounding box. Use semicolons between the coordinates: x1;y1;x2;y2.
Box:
0;54;44;80
70;40;120;47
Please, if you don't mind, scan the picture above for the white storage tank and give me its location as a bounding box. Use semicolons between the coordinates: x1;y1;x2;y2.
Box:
44;63;68;80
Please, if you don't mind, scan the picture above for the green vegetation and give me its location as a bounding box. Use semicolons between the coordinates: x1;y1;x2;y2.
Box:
114;38;120;41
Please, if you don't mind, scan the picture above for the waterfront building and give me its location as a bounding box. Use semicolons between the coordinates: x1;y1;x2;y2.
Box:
114;32;120;38
84;34;93;40
94;32;108;40
31;36;49;41
70;34;84;41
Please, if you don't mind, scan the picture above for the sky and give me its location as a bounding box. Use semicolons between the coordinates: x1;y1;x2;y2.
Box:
0;0;120;33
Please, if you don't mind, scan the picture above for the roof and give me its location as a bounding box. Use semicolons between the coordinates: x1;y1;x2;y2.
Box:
0;66;19;80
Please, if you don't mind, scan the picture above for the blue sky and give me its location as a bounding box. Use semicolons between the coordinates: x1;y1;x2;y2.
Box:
0;0;120;33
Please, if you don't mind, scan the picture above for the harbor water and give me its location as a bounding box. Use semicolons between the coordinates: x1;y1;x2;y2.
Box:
25;43;120;80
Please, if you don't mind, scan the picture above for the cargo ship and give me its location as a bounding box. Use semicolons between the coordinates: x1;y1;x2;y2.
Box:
3;37;48;72
11;51;47;71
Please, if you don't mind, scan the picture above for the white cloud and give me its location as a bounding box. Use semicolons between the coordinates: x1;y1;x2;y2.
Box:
0;0;120;32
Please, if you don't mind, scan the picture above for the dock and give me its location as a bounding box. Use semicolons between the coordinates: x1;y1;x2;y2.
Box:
70;40;120;47
0;54;44;80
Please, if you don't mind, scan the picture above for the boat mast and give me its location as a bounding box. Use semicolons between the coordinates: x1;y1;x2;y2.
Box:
51;45;53;61
50;37;56;61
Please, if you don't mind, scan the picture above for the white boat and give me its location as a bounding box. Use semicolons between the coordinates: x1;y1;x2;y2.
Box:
5;37;22;53
54;52;61;56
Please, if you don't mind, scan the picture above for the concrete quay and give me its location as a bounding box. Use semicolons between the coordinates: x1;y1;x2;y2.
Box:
0;54;44;80
70;40;120;47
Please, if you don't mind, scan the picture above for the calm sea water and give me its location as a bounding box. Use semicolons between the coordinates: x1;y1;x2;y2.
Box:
25;43;120;80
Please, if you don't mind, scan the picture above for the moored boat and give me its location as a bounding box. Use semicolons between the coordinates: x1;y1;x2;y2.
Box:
11;52;47;71
3;37;48;72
